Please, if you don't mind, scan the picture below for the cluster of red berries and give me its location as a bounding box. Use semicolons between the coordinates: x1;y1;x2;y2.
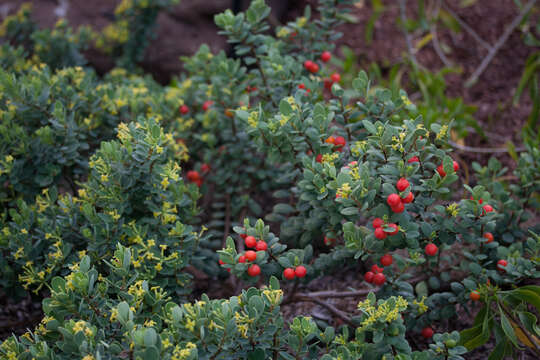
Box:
325;135;346;151
386;177;413;213
303;60;319;74
187;170;202;187
186;164;210;187
324;73;341;90
372;218;399;240
283;265;307;280
364;257;392;286
242;235;268;251
436;160;459;177
470;196;495;215
298;83;311;93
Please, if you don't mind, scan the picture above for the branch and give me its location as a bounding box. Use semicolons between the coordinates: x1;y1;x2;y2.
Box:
398;0;418;66
465;0;538;87
294;295;356;327
441;1;492;51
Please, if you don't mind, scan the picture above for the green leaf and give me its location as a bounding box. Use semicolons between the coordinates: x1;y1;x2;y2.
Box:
498;305;519;348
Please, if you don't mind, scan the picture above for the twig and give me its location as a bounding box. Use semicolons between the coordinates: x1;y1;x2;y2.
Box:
398;0;418;66
294;295;356;327
465;0;538;87
430;0;452;67
441;1;492;51
447;139;526;153
223;194;231;246
295;289;371;299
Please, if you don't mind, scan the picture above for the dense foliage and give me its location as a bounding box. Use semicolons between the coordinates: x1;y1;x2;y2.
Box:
0;1;539;359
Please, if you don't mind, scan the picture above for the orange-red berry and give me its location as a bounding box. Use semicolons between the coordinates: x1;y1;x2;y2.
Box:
373;272;386;285
421;327;434;339
380;254;393;267
470;291;480;301
387;193;401;207
425;243;438;256
247;264;261;277
387;223;399;236
295;265;307;278
283;268;295;280
483;232;494;243
396;178;409;192
364;271;374;283
255;241;268;251
372;218;384;228
321;51;331;62
374;227;387;240
402;192;414;204
245;236;257;248
245;250;257;262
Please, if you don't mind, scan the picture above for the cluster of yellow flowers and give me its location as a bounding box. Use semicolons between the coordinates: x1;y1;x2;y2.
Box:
357;296;409;330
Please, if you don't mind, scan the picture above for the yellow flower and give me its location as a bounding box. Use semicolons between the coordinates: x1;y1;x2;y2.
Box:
161;177;170;189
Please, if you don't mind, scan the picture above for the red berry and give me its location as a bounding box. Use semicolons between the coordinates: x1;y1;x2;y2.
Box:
387;223;399;236
218;259;225;265
179;104;189;114
421;327;434;339
316;154;323;163
402;192;414;204
298;83;306;89
396;178;409;192
324;236;335;246
497;259;508;272
330;73;341;83
321;51;331;62
325;136;336;144
483;232;494;244
308;62;319;73
247;264;261;277
437;164;446;177
255;241;268;251
372;218;384;228
371;264;383;273
195;179;203;187
483;204;494;213
425;243;438;256
408;156;419;163
387;193;401;207
453;161;459;172
201;163;210;173
238;255;246;263
324;78;333;90
380;254;393;267
333;136;346;148
202;100;213;111
240;233;247;239
364;271;375;283
470;291;480;301
283;268;295;280
245;236;257;248
374;227;387;240
187;170;200;182
245;250;257;262
295;265;307;278
478;198;483;204
391;201;405;213
373;273;386;286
